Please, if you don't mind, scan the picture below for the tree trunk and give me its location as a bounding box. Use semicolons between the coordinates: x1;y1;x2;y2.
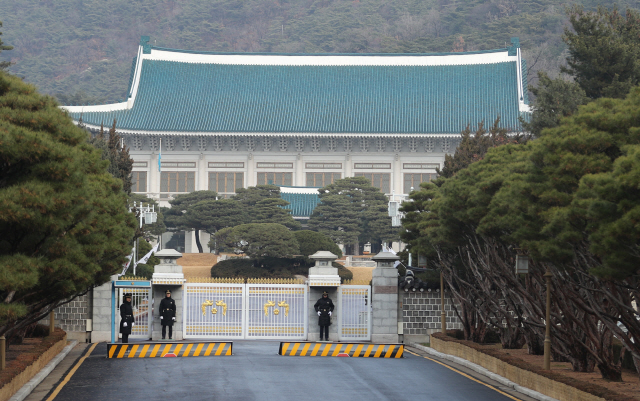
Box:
597;362;622;382
195;229;203;253
525;330;545;355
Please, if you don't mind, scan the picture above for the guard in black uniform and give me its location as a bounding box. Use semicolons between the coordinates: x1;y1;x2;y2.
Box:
159;289;176;340
314;291;334;341
119;293;134;343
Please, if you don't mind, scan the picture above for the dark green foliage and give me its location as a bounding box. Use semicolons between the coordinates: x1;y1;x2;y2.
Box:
233;185;300;230
522;72;589;137
211;256;309;278
0;71;137;337
211;256;352;281
309;177;397;251
438;117;523;179
293;230;342;258
165;190;220;253
563;6;640;99
215;223;299;258
87;119;133;194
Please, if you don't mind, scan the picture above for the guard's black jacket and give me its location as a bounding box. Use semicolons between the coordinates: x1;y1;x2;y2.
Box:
159;296;176;327
119;300;134;335
314;296;334;326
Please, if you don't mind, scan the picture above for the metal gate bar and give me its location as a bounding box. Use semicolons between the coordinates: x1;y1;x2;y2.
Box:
117;287;152;339
338;285;371;341
245;284;307;340
183;283;244;339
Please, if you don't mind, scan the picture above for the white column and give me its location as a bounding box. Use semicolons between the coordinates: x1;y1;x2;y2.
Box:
296;153;304;186
345;154;352;178
247;154;255;187
393;155;403;195
198;155;207;191
150;153;160;196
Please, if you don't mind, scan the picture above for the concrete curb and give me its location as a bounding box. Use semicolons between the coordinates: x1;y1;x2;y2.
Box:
8;340;79;401
408;342;559;401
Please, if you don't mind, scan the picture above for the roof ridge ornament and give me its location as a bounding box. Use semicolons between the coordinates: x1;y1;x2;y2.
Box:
140;36;152;54
508;37;520;57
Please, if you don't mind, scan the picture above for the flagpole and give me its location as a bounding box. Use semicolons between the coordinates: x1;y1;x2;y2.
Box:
158;137;162;251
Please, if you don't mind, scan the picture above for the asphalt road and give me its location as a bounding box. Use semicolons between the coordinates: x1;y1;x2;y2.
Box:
33;341;537;401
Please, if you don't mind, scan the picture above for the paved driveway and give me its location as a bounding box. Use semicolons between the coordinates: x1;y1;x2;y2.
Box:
42;341;531;401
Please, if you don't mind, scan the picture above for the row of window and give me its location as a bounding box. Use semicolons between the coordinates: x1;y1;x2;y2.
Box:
131;171;437;195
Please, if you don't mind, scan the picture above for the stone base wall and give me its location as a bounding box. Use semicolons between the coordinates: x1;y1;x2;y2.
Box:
430;336;605;401
0;333;67;401
401;291;461;340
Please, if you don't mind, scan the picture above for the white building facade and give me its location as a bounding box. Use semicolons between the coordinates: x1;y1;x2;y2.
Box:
63;37;529;252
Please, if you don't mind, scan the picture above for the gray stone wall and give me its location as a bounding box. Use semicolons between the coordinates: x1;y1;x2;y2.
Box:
54;294;90;332
401;291;461;342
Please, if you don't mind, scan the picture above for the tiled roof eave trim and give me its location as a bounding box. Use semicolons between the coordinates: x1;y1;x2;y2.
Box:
149;46;510;58
72;123;465;138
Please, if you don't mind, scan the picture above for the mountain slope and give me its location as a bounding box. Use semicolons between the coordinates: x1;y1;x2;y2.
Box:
1;0;638;103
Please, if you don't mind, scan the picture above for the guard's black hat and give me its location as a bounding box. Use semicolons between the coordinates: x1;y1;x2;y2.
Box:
124;293;132;298
322;291;328;296
165;290;171;294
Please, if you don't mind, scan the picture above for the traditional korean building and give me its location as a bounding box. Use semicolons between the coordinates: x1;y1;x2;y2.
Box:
62;36;529;252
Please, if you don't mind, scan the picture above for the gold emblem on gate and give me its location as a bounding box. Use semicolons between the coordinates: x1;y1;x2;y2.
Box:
277;301;289;317
201;300;226;316
202;300;214;315
264;300;275;316
264;300;290;317
216;300;227;316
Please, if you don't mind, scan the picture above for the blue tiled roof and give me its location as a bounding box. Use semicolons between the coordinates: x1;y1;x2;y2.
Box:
69;58;526;134
280;192;321;217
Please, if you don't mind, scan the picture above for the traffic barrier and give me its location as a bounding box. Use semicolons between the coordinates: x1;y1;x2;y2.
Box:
107;341;232;358
278;342;403;358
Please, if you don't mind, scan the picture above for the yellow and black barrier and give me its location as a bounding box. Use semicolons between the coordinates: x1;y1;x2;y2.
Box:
107;341;232;358
278;342;403;358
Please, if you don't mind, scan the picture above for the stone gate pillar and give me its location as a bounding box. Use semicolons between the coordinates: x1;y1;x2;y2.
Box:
151;249;185;341
371;251;400;343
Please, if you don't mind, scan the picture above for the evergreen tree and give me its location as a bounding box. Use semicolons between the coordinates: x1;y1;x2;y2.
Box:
309;177;396;253
0;72;137;338
522;72;588;138
165;190;219;253
293;230;342;258
88;119;133;193
439;117;522;179
184;198;247;253
233;185;299;229
219;223;299;258
563;5;640;99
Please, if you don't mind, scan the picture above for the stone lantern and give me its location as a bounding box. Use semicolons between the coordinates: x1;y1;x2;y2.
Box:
152;249;185;285
371;251;400;268
308;251;340;287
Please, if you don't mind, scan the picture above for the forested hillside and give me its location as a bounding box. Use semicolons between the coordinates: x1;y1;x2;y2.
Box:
0;0;638;104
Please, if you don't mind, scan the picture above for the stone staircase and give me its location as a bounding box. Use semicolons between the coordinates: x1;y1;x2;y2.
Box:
177;253;218;277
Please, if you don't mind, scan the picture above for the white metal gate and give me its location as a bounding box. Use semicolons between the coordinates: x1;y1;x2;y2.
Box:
338;285;371;341
246;283;307;340
183;281;307;340
183;283;244;338
117;287;152;339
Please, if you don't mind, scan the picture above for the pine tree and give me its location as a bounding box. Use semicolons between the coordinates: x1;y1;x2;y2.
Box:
563;6;640;99
0;72;136;338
